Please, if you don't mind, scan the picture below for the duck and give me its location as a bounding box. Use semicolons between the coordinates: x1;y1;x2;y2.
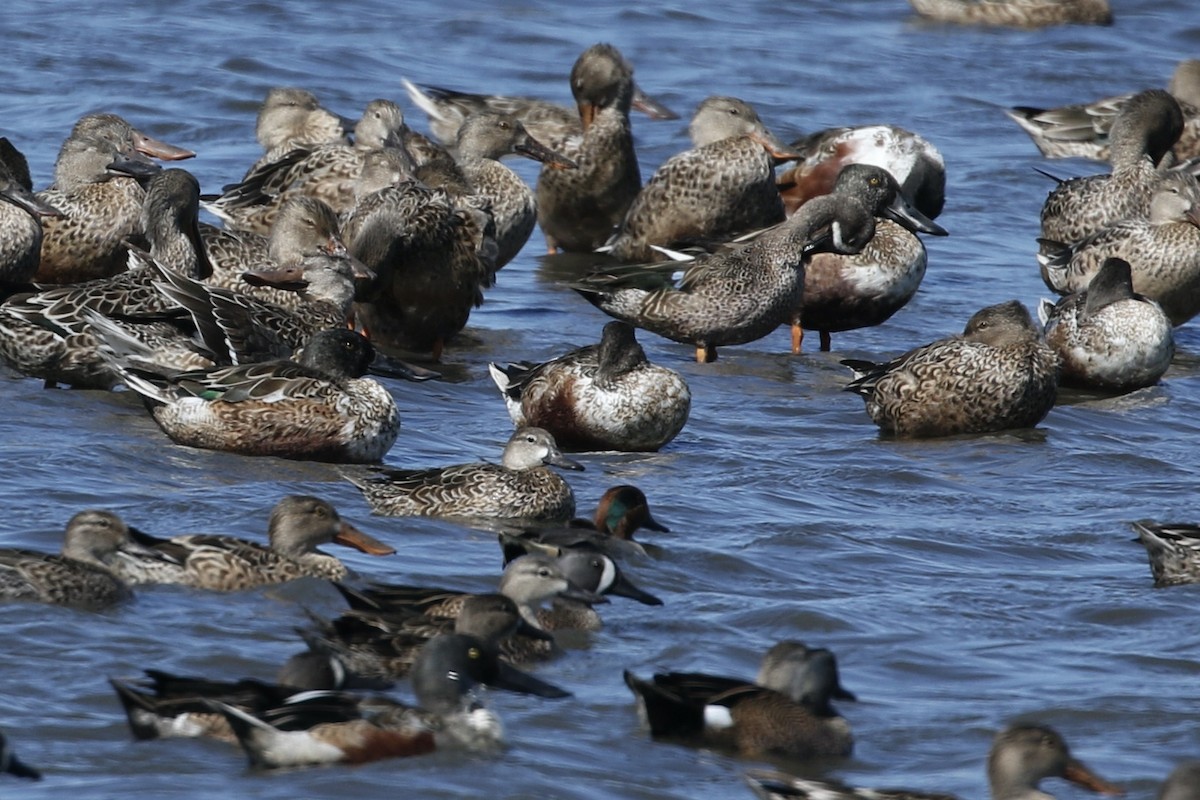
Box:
624;640;856;759
745;722;1123;800
0;510;165;608
1039;258;1174;391
1007;59;1200;162
106;495;393;591
0;138;62;291
535;43;649;253
242;86;351;177
496;484;670;559
604;95;795;263
343;427;582;522
99;327;401;463
1039;89;1184;250
0;731;40;781
906;0;1112;27
488;321;690;452
572;174;878;363
842;300;1059;438
1130;521;1200;587
35;112;193;284
1039;169;1200;326
211;633;570;768
401;71;676;150
777;124;946;220
788;163;948;352
1160;762;1200;800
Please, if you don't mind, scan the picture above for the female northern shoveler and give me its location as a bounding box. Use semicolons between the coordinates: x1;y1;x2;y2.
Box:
745;722;1123;800
213;633;569;768
0;731;40;781
488;321;690;452
1130;521;1200;587
789;163;948;352
108;495;393;591
624;641;856;759
0;139;61;291
344;427;582;522
907;0;1112;28
1039;89;1183;250
0;510;165;609
102;327;400;463
842;300;1059;438
574;185;878;363
605;95;795;263
1040;170;1200;327
1007;60;1200;162
243;87;351;176
497;484;670;559
1039;258;1174;391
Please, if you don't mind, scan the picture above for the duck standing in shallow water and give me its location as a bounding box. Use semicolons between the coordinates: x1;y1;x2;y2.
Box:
344;427;582;522
842;300;1059;438
745;722;1122;800
1039;258;1173;391
605;95;795;263
488;321;690;452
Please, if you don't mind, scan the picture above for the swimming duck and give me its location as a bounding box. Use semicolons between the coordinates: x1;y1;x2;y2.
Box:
1130;521;1200;587
605;96;795;263
243;86;352;176
107;495;393;590
497;485;670;559
574;183;877;363
1039;258;1173;391
907;0;1112;27
101;327;400;463
842;300;1059;438
0;731;40;781
1007;60;1200;162
212;633;569;768
0;510;163;608
745;722;1122;800
344;427;582;522
789;163;948;352
624;640;856;759
778;124;946;220
535;43;648;253
1040;170;1200;326
0;139;61;291
1039;89;1184;250
488;321;690;452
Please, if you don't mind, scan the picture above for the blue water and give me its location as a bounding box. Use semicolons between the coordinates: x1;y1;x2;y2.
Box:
1;1;1199;797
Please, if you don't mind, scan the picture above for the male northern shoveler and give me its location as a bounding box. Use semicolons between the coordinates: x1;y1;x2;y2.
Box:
344;427;582;522
1040;170;1200;327
213;633;568;768
907;0;1112;27
1007;60;1200;162
842;300;1059;438
498;485;670;559
0;731;40;781
605;95;795;263
745;722;1123;800
488;321;690;452
1130;521;1200;587
789;163;948;352
574;186;877;363
107;495;393;591
101;327;400;463
1039;89;1183;250
624;641;856;759
0;510;165;609
778;124;946;220
1039;258;1174;391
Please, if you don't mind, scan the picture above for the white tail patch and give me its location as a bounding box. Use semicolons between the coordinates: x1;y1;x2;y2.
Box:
401;79;451;124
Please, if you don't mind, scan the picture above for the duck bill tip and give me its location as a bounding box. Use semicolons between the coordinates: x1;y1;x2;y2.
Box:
333;524;395;556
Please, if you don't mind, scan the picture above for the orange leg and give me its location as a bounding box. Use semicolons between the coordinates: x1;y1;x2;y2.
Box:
791;321;804;355
696;344;717;363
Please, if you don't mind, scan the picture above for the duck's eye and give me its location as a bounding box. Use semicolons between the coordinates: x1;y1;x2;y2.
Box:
468;647;481;660
498;120;510;130
728;107;739;116
537;567;552;578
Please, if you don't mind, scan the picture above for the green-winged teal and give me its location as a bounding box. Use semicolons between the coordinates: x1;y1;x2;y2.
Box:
624;641;856;759
907;0;1112;27
344;427;582;522
842;300;1059;438
488;321;690;452
497;485;670;559
745;722;1122;800
1039;258;1173;390
1131;521;1200;587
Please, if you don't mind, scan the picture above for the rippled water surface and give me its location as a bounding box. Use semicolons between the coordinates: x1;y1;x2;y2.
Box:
2;1;1199;797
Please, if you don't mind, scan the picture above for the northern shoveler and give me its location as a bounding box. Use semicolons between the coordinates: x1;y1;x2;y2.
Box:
1131;521;1200;587
842;300;1059;438
0;139;61;291
624;641;856;759
745;722;1123;800
344;427;582;522
243;87;352;176
1039;258;1173;391
488;321;690;452
907;0;1112;27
